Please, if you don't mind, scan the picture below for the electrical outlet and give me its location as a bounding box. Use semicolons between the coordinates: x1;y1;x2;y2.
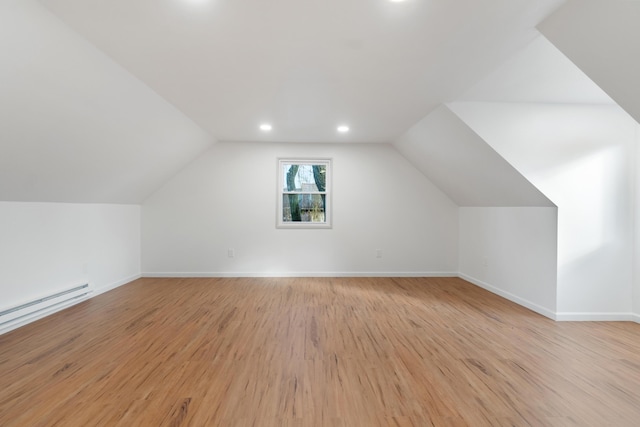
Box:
228;248;235;258
376;249;383;259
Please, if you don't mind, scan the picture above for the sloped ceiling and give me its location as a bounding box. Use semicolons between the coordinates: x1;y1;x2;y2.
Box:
37;0;563;143
9;0;617;206
539;0;640;125
394;105;554;207
458;35;614;105
0;0;214;203
436;33;622;208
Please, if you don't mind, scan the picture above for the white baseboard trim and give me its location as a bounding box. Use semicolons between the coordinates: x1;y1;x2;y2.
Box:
632;313;640;324
93;273;141;296
555;312;636;322
0;295;93;336
142;271;458;278
0;274;141;336
458;273;556;320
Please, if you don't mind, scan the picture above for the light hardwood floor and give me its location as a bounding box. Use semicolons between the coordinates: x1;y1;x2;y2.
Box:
1;277;639;426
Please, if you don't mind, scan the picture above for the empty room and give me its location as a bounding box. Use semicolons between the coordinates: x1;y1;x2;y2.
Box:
1;0;640;425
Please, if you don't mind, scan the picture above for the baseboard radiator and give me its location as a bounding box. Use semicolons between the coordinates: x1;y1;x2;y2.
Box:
0;284;93;334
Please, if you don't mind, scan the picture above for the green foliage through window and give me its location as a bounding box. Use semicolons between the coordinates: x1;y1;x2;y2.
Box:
278;159;331;228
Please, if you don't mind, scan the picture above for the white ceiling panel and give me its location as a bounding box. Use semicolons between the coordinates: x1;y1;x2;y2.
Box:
38;0;564;143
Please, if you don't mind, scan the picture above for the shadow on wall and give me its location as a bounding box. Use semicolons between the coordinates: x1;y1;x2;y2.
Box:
449;102;637;314
554;146;612;265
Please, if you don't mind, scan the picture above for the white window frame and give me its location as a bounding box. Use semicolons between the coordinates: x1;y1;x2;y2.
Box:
277;158;332;229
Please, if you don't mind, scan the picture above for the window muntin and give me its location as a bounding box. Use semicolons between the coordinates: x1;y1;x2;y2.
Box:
277;159;331;228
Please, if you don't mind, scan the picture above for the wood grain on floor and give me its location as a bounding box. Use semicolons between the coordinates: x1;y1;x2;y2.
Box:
1;277;639;426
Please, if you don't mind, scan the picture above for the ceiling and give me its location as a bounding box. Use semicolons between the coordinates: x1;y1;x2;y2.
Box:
458;35;613;105
395;105;554;207
538;0;640;123
8;0;634;205
37;0;565;143
0;0;213;203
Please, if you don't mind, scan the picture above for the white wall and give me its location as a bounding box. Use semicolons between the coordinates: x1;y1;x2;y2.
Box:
459;207;558;318
0;202;141;314
635;125;640;323
451;102;637;319
142;142;458;276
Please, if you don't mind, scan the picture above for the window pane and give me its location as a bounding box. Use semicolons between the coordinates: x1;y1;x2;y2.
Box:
278;158;331;229
282;194;326;222
282;163;327;192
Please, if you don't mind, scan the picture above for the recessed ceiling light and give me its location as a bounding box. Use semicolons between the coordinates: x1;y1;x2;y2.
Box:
337;125;350;133
260;123;272;131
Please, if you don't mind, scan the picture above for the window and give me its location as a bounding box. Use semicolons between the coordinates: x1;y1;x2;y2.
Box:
277;158;331;228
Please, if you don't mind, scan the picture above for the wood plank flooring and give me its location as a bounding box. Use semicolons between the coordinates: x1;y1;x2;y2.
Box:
1;277;639;426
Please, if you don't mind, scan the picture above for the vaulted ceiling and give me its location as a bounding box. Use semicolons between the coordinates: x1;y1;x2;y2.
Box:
1;0;638;204
37;0;564;143
0;0;213;203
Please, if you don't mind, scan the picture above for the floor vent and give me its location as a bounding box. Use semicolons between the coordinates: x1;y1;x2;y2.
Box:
0;284;92;334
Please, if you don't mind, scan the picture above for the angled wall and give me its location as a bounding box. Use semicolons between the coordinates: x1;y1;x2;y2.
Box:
539;0;640;125
0;0;206;333
0;0;213;204
540;0;640;321
451;102;637;320
394;105;553;207
393;105;557;317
